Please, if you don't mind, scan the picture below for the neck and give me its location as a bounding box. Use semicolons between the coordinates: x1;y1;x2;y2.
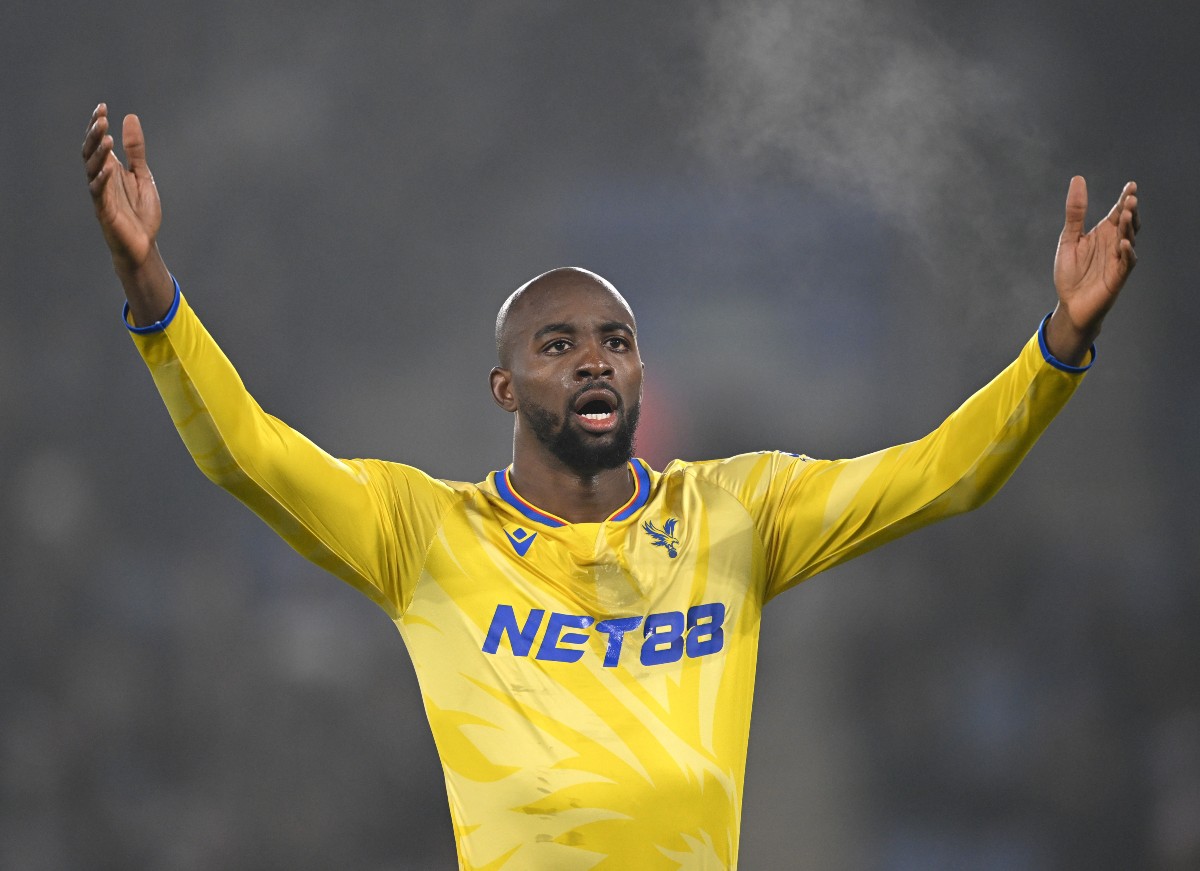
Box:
507;453;634;524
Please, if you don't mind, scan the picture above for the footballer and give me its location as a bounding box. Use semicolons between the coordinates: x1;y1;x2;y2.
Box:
83;102;1138;870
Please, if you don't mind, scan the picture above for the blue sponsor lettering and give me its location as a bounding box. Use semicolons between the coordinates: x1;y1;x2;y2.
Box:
685;603;725;658
595;616;643;667
483;603;727;667
536;613;595;663
481;604;545;656
640;611;686;666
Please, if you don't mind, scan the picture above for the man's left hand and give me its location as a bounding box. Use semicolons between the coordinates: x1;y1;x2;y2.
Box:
1045;176;1140;366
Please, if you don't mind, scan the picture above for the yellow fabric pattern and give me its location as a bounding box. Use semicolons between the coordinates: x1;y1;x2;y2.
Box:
131;294;1086;870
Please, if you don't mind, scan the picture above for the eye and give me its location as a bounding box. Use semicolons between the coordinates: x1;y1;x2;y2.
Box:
604;336;631;351
544;339;572;354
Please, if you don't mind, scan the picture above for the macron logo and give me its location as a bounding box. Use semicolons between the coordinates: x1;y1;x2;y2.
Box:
504;526;537;557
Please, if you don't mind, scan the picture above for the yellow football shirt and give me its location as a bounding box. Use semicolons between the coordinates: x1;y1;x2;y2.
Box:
128;281;1090;870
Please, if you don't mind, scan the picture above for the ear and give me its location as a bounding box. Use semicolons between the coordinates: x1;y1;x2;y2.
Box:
490;367;517;412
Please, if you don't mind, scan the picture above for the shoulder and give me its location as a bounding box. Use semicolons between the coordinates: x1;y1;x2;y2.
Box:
660;451;815;484
356;459;480;508
654;451;818;505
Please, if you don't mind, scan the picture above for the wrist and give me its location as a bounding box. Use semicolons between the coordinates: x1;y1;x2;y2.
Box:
115;247;174;326
1045;304;1099;367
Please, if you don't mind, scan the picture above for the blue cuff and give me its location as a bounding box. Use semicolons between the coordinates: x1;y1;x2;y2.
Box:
1037;312;1095;373
123;275;181;334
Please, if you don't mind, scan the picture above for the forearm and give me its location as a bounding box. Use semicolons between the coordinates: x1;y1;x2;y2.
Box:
777;324;1090;587
885;327;1086;513
115;245;175;328
128;289;407;613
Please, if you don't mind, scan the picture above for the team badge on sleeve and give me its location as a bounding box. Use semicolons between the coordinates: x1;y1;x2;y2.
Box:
642;518;681;558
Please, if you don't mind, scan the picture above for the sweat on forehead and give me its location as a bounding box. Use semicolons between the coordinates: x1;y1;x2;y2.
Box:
494;267;635;365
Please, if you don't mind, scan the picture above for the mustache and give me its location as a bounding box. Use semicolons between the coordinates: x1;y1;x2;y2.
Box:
568;382;623;410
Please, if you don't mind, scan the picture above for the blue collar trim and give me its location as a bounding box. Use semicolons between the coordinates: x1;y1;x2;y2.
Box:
494;459;651;527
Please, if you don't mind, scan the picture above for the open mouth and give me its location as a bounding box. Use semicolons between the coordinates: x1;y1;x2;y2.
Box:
573;390;619;431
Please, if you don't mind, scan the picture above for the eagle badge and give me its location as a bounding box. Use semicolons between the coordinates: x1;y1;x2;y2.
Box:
642;518;681;558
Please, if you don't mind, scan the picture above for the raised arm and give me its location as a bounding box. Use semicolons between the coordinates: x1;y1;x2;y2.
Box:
82;104;455;617
82;103;175;326
756;178;1141;598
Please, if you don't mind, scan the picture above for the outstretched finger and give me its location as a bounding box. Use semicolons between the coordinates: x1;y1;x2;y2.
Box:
81;113;108;162
1060;175;1088;246
1119;198;1138;247
122;114;151;179
88;155;116;198
85;133;115;184
1105;181;1137;227
85;102;106;132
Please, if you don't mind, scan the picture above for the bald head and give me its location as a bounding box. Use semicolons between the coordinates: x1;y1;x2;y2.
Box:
495;267;635;367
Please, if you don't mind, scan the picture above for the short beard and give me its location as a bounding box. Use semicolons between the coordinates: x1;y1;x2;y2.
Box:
522;399;639;476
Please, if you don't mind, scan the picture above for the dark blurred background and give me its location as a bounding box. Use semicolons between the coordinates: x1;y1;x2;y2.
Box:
3;1;1198;868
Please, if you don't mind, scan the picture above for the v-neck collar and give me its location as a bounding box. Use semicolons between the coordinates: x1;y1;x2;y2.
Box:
492;459;652;527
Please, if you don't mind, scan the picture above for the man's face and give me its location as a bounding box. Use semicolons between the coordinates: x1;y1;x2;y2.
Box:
493;281;643;475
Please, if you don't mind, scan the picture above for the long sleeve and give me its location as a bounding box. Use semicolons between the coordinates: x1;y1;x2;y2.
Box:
127;288;458;618
758;325;1090;599
694;322;1092;602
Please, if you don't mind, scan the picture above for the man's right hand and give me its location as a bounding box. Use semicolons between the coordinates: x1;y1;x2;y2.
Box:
83;103;174;326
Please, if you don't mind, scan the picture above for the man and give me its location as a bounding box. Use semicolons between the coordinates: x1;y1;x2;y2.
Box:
83;102;1138;870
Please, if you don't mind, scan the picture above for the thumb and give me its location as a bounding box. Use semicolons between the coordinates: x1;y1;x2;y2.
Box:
1060;175;1088;246
122;113;152;179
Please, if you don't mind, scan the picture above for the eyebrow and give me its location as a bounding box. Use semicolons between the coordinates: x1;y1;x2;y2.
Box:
532;322;575;341
531;321;635;341
599;321;635;336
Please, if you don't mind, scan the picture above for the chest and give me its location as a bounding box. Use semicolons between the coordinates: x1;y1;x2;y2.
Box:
404;484;764;674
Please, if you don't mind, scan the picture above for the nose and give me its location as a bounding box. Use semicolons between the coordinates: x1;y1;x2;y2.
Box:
575;342;614;381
